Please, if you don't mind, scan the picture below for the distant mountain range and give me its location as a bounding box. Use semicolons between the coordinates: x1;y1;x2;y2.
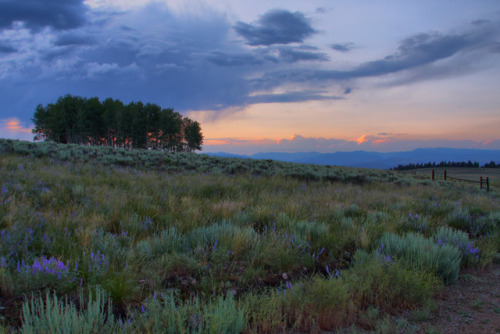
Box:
205;148;500;169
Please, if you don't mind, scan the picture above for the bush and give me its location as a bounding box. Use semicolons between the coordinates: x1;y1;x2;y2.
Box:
378;232;461;284
21;287;117;334
16;256;77;293
433;226;480;267
346;250;441;310
133;293;246;333
446;210;499;238
241;290;286;332
284;276;355;331
396;212;430;236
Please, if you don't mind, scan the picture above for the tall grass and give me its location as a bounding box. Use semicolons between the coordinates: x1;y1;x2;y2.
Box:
21;287;116;334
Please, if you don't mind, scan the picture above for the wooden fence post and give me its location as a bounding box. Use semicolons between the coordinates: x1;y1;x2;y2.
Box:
432;170;435;180
480;176;483;189
487;177;489;192
444;170;447;181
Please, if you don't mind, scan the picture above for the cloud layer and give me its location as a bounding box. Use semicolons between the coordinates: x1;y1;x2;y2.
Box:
203;134;500;155
0;1;499;151
234;9;316;46
0;0;89;31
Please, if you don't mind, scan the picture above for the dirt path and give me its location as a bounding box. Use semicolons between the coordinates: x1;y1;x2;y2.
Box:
415;264;500;334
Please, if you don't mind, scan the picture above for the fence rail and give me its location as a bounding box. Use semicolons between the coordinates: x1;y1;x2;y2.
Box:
432;170;489;191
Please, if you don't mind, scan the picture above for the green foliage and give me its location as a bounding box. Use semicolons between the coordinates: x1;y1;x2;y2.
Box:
32;95;203;151
433;226;480;267
21;288;117;334
396;212;430;236
284;276;356;331
0;139;407;184
347;250;441;310
0;145;497;331
133;293;246;333
241;290;287;332
446;209;499;238
378;232;461;284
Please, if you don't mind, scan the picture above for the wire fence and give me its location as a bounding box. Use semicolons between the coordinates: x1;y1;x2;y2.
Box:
431;170;490;191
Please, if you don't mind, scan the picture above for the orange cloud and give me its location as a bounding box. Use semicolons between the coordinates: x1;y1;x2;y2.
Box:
204;139;231;146
205;137;279;147
354;134;368;144
3;118;33;133
372;138;394;144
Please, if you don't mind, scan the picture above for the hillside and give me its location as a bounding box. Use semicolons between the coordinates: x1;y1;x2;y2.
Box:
0;139;402;184
0;139;499;333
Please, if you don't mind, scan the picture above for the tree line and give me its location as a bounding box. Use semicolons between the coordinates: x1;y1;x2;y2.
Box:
32;95;203;152
392;160;499;171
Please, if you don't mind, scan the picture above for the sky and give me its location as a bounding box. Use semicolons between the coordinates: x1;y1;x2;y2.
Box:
1;0;499;154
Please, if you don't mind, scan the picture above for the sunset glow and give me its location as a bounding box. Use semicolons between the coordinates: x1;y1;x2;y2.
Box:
4;119;32;133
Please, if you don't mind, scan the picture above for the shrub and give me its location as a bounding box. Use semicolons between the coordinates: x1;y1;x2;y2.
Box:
185;222;258;259
133;292;246;333
433;226;480;267
446;210;498;238
396;212;430;236
284;276;355;331
275;213;329;249
241;290;286;332
21;287;117;334
346;250;441;311
378;232;461;284
136;227;185;260
16;256;77;293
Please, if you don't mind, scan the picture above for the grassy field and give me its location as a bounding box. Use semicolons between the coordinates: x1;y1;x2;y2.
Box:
0;139;499;333
405;167;500;191
408;167;500;180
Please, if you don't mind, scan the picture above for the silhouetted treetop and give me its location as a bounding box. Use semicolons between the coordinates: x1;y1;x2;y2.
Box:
32;95;203;152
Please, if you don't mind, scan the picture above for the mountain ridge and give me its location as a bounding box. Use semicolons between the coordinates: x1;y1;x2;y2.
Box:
205;148;500;169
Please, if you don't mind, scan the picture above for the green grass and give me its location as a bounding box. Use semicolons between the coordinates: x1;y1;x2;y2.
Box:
0;139;499;332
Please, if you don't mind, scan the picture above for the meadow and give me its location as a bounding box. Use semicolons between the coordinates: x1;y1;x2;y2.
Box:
0;139;499;333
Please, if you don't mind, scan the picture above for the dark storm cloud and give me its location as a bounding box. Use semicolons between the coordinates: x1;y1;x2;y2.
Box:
347;33;468;77
491;42;500;53
471;19;491;27
277;46;329;63
250;91;343;104
255;27;498;88
0;42;16;53
234;9;316;46
54;33;96;46
331;43;355;52
206;52;264;66
207;45;328;68
0;0;88;31
65;3;252;111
